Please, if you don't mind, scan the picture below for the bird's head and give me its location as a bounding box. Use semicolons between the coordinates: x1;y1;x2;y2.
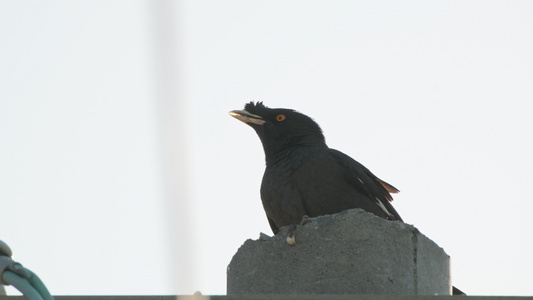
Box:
230;102;326;159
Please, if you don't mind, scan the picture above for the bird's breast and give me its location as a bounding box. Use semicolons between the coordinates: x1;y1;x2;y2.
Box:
260;156;309;228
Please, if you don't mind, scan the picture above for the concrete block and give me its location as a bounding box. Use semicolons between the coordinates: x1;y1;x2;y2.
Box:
227;208;451;295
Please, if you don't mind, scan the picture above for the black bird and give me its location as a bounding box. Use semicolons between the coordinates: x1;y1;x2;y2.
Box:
230;101;466;296
230;101;402;234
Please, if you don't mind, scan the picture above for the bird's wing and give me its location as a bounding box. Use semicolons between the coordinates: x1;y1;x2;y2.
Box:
376;178;400;195
328;149;404;222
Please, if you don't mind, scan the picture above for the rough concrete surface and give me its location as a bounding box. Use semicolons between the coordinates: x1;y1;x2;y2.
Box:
227;208;451;295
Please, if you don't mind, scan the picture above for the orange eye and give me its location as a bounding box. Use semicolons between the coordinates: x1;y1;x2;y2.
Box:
276;114;286;122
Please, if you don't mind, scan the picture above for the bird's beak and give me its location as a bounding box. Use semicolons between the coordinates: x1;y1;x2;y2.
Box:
229;110;266;126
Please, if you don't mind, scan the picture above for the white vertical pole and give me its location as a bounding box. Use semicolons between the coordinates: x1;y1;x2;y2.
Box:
150;0;195;294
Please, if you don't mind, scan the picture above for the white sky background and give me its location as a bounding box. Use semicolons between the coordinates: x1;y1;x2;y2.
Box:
1;0;532;296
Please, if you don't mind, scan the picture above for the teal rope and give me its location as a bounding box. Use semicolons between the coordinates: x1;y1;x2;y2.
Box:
2;269;53;300
26;269;54;300
2;270;43;300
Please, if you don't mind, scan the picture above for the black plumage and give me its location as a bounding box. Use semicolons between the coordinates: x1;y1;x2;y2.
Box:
230;101;402;234
230;102;466;295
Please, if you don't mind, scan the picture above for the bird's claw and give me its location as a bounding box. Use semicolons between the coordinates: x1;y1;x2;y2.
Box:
286;224;297;246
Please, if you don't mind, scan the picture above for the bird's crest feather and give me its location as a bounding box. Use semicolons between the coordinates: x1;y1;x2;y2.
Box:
244;101;268;115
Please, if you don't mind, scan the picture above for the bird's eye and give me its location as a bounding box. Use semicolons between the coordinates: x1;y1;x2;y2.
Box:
276;114;286;122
